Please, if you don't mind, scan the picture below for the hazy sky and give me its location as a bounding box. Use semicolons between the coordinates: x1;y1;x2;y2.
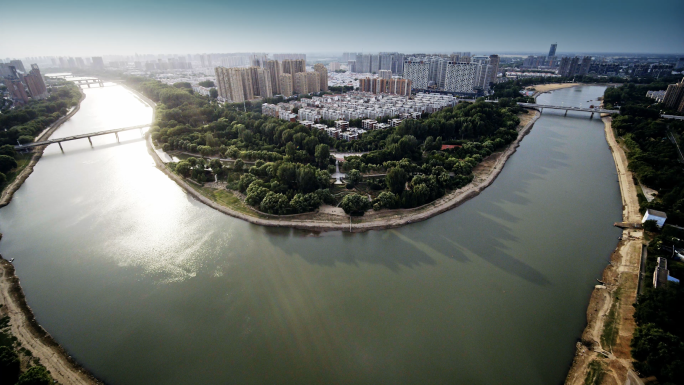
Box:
2;0;683;57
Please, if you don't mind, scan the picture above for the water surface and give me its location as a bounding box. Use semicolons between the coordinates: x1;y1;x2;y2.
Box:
0;85;622;384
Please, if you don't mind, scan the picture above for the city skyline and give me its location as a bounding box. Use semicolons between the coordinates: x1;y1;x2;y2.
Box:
1;0;683;57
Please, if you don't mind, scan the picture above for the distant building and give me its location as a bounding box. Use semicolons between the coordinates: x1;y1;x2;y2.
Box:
24;64;48;100
548;43;557;58
328;62;341;71
265;60;281;95
294;72;307;94
92;57;105;70
215;66;245;103
403;60;430;89
9;60;25;73
306;71;321;93
313;63;328;92
4;78;29;104
279;74;293;97
281;59;306;78
443;62;477;93
663;78;684;113
675;57;684;70
379;70;392;79
642;208;667;228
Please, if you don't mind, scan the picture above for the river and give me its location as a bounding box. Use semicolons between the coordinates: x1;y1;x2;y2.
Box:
0;84;622;384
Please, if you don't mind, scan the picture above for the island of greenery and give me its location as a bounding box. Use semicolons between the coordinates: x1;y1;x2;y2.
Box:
128;77;526;219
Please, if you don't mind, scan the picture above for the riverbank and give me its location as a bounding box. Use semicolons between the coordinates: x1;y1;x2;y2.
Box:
564;116;642;385
142;97;540;231
0;258;100;384
528;83;580;93
0;87;86;208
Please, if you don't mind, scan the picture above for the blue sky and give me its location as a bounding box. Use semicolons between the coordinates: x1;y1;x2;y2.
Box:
2;0;682;57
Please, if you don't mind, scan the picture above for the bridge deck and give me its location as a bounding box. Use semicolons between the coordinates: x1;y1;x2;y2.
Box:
14;124;149;150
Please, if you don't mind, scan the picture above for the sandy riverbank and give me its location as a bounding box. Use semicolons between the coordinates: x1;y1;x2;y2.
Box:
0;258;100;384
564;116;643;385
527;83;580;93
141;98;541;232
0;88;86;208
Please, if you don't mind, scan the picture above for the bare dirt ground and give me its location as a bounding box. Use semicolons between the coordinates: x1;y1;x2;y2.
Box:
564;116;643;385
0;259;100;384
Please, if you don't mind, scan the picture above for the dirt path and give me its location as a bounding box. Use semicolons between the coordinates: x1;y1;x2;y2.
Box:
564;116;643;385
0;260;99;384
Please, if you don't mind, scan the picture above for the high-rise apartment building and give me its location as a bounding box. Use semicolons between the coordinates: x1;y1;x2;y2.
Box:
355;54;372;73
328;62;341;71
265;60;281;94
293;72;307;94
443;62;477;93
256;68;273;98
92;57;105;70
370;54;380;73
313;64;328;92
24;64;48;100
240;70;255;101
9;60;25;73
306;72;321;93
486;55;500;88
578;56;592;76
548;44;557;58
215;66;245;103
281;59;306;78
663;77;684;112
379;70;392;79
358;77;411;96
273;54;306;62
403;60;430;89
279;74;293;97
558;56;581;77
347;60;356;73
4;78;29;104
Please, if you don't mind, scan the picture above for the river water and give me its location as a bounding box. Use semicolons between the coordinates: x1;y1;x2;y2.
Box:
0;85;622;384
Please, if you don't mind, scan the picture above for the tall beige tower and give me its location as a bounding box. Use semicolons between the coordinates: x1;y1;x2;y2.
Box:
279;74;293;97
306;72;321;93
294;72;308;94
214;66;245;103
265;60;281;94
257;68;273;98
313;63;328;92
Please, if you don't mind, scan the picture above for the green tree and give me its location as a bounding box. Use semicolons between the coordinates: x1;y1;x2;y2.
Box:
277;162;297;189
16;365;53;385
386;167;408;195
0;346;20;384
260;192;290;214
631;323;684;382
373;191;398;210
209;88;218;99
315;144;330;169
347;169;362;186
245;184;270;207
340;193;370;215
0;145;17;157
0;155;18;174
233;159;244;172
199;80;216;88
297;164;318;193
174;161;191;177
643;219;659;232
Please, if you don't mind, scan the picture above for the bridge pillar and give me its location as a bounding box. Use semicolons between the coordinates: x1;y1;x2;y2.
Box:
115;132;119;142
87;83;91;88
540;108;543;113
88;137;93;147
590;112;594;119
139;128;143;136
564;110;568;117
58;142;64;153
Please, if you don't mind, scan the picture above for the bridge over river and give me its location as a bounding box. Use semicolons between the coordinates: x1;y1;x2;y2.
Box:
14;124;149;152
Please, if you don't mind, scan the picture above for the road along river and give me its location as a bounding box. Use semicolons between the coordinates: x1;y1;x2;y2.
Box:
0;85;622;384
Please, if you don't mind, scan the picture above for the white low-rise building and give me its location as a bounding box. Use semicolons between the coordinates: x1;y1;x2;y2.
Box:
642;209;667;228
